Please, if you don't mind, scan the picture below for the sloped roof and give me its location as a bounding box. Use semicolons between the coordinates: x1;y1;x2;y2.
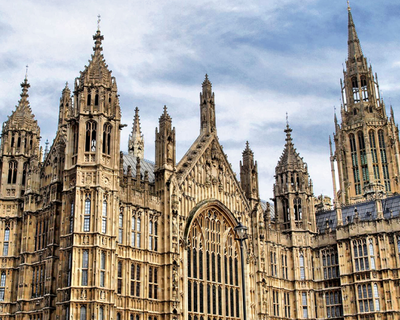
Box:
316;194;400;232
4;78;40;134
122;152;155;183
276;124;305;169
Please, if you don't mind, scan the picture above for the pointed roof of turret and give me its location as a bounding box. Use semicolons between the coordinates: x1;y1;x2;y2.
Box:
3;76;40;133
159;105;172;122
132;107;142;136
276;122;304;169
128;107;144;159
75;26;114;89
242;141;255;164
202;74;212;96
347;2;363;60
62;81;71;95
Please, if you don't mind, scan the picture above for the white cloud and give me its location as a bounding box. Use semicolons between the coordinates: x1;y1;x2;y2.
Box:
1;0;400;204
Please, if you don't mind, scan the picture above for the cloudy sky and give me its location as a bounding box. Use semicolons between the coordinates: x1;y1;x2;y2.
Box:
1;0;400;202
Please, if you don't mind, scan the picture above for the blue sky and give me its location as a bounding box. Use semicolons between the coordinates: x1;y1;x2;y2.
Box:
1;0;400;202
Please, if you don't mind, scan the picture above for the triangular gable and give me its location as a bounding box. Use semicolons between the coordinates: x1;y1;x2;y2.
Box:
175;132;251;213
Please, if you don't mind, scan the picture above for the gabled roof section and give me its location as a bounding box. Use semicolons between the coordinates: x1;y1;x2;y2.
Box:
4;77;40;134
75;29;115;89
176;132;250;211
276;124;304;170
122;153;155;183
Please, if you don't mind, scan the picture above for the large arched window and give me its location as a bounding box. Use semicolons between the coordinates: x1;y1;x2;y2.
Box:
85;121;97;152
102;123;112;155
187;207;241;319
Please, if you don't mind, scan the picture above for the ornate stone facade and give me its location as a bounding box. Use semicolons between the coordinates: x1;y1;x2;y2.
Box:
0;6;400;320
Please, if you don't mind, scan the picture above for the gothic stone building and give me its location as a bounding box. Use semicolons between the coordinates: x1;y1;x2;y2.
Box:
0;6;400;320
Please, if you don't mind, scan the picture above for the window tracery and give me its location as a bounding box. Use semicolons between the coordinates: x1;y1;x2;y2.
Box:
85;121;97;152
8;161;17;184
102;123;112;155
131;211;141;248
84;194;91;232
187;207;241;319
378;130;390;191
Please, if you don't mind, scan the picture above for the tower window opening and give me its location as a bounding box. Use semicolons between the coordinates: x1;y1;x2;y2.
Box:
72;123;79;155
22;162;27;186
100;252;105;287
361;77;368;102
300;254;305;280
87;93;91;106
352;77;360;103
378;130;391;191
84;195;91;232
349;134;361;195
294;198;302;220
130;263;141;297
3;228;10;256
101;200;107;234
85;121;97;152
369;130;380;183
11;133;15;148
282;198;290;225
17;135;21;148
82;250;88;286
358;131;369;185
95;93;99;106
8;161;18;184
102;123;112;155
118;210;123;243
117;261;122;294
357;284;373;312
149;220;158;251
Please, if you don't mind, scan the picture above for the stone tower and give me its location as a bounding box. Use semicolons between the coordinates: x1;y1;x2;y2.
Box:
60;27;122;320
273;123;315;232
154;106;176;195
200;74;216;134
332;5;400;205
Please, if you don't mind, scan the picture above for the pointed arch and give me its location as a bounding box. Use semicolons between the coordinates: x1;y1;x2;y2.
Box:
185;199;243;319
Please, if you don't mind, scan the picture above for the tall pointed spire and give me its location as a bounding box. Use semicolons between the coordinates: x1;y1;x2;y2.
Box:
347;3;363;60
240;141;259;201
200;74;216;134
93;15;104;55
128;107;144;159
